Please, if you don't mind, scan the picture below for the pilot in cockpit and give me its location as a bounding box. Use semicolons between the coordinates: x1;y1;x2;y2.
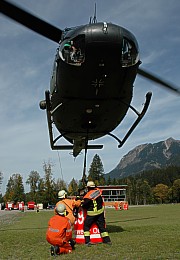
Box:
61;39;84;65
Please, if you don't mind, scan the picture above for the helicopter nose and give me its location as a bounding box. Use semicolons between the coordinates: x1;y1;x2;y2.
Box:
86;23;121;44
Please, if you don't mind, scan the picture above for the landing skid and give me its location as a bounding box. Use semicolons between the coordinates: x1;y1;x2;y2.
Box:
107;91;152;147
44;90;152;152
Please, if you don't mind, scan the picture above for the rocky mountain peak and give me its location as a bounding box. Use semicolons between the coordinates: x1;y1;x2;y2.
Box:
105;137;180;180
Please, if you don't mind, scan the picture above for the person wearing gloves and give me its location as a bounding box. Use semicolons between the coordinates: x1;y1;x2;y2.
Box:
46;203;76;256
81;181;112;246
55;189;81;226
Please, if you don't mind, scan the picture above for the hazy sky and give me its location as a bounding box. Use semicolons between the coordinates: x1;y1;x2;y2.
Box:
0;0;180;195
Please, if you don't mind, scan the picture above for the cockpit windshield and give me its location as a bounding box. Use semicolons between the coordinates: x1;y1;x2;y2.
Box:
59;35;85;66
121;38;139;67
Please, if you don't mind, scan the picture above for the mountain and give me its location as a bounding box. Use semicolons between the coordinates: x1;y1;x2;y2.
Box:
105;137;180;180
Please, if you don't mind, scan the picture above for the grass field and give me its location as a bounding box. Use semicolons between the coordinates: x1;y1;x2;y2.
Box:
0;204;180;260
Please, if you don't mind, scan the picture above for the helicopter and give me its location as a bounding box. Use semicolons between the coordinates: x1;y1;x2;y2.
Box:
1;0;180;160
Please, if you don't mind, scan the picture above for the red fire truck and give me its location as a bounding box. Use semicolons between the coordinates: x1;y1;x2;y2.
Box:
27;201;35;210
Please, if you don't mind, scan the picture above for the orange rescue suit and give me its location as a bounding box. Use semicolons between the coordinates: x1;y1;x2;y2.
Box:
114;201;118;210
55;198;81;225
46;214;72;254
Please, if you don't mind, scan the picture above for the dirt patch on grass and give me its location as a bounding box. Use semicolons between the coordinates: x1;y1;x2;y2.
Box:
0;210;22;227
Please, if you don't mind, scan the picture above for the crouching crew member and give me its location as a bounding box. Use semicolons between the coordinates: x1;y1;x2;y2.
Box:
46;204;75;256
55;190;81;227
81;181;112;246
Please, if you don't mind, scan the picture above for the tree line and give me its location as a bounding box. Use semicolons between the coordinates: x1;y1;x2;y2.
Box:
0;155;105;208
107;165;180;204
0;155;180;207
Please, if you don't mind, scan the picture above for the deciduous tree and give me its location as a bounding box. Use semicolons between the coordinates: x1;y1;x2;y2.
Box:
4;173;25;203
55;178;67;193
43;161;56;206
26;170;41;202
0;171;3;194
172;179;180;203
153;183;169;203
68;178;78;195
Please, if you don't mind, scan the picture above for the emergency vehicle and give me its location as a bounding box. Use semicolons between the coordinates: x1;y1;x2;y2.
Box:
27;201;35;210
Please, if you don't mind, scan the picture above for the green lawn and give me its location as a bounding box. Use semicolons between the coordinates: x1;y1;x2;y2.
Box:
0;204;180;259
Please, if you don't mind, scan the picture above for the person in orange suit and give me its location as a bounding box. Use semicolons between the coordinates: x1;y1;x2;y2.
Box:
55;190;81;226
114;201;118;210
119;202;123;210
46;203;75;256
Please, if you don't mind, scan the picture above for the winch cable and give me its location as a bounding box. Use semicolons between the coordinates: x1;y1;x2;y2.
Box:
57;150;64;180
82;137;89;187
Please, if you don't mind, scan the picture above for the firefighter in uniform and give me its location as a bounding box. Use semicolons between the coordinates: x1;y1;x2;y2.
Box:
55;190;81;226
46;203;75;256
81;181;112;246
114;201;118;210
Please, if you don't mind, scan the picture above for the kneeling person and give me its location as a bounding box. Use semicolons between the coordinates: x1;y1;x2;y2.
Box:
46;204;75;256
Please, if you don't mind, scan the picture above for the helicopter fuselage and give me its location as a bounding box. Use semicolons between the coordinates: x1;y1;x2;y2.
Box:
1;0;178;166
48;22;140;152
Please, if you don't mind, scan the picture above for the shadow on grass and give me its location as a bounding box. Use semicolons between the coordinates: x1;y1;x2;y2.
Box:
0;217;156;233
107;216;156;225
106;217;156;233
107;224;124;233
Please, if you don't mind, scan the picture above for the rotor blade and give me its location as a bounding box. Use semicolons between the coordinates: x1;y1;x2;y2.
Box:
138;68;180;95
0;0;62;43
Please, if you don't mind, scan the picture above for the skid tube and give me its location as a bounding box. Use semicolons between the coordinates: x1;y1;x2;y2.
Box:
107;91;152;148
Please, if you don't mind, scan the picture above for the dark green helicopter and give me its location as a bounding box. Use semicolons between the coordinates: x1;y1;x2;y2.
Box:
1;0;179;159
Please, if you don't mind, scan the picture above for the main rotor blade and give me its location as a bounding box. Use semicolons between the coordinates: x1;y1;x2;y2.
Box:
0;0;62;43
138;68;180;95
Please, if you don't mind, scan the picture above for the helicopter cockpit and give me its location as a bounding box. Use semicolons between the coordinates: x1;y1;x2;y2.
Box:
59;35;139;68
59;35;85;66
121;37;139;67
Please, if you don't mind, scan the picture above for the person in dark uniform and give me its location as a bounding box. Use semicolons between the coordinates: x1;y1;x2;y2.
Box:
81;181;112;246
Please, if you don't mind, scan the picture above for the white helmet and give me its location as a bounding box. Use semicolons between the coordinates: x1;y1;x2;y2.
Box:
86;181;95;188
58;190;67;198
56;203;66;215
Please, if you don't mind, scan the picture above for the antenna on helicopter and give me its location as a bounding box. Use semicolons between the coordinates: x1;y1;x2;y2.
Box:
89;3;97;24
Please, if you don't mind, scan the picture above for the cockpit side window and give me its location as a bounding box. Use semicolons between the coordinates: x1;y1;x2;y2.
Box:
59;35;85;66
121;38;139;67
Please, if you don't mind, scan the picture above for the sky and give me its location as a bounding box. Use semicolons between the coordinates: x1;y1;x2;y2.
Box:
0;0;180;195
